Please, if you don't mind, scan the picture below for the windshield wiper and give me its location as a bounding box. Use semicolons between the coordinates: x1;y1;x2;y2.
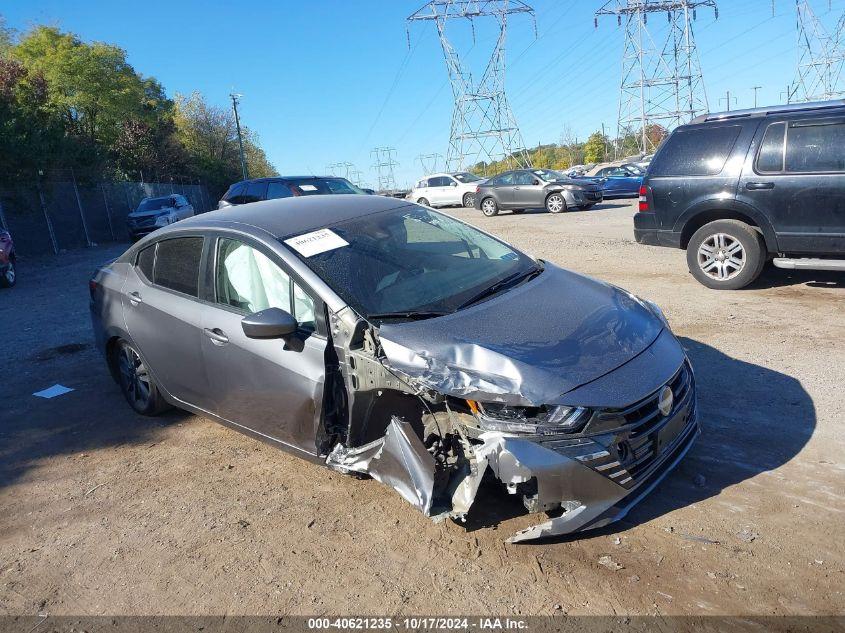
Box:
457;265;543;310
366;310;450;322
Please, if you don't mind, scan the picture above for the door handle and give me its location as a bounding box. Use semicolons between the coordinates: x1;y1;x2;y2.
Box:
128;291;142;306
514;187;521;190
203;328;229;346
746;182;775;190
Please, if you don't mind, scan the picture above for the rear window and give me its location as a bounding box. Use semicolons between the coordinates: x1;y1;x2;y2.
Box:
224;183;246;202
153;237;203;297
649;126;741;177
136;244;156;281
785;119;845;173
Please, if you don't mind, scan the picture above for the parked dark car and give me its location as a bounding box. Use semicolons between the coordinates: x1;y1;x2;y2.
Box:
218;176;365;209
580;165;643;197
127;195;195;242
90;194;697;542
0;229;16;288
474;169;603;216
635;99;845;289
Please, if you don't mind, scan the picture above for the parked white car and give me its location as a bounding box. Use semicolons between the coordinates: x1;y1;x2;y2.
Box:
407;172;486;208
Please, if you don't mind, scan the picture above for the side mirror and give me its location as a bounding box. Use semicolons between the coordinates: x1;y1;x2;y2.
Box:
533;179;540;185
450;181;458;187
241;307;298;339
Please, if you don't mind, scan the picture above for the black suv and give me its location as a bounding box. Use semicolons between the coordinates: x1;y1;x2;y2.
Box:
635;100;845;289
218;176;365;209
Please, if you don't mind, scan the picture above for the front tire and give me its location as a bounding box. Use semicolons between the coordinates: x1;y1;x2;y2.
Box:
113;340;170;415
417;198;431;207
686;220;766;290
546;193;566;214
462;193;475;208
480;198;499;217
0;257;16;288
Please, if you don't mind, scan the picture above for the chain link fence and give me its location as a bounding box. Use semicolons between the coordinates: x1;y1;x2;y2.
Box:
0;178;214;256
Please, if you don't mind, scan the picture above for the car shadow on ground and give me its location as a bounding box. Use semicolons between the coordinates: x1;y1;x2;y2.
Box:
747;265;845;290
461;336;816;541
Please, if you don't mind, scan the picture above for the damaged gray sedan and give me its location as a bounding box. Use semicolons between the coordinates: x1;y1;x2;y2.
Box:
90;195;699;542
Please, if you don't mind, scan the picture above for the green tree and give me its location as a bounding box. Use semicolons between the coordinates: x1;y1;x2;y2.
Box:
583;131;609;164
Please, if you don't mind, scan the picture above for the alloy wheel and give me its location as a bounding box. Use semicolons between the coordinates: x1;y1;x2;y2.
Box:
4;261;15;285
546;194;565;213
481;199;497;216
697;233;746;281
118;344;151;408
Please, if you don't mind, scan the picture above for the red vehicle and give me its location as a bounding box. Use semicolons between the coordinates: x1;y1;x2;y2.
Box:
0;230;16;288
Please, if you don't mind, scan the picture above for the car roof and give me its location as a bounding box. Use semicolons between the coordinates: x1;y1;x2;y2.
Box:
176;194;413;238
228;176;348;187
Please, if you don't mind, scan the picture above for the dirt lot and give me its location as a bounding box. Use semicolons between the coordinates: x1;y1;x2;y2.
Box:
1;199;843;617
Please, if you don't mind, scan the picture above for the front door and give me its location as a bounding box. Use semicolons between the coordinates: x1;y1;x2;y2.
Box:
511;171;546;208
200;236;328;456
122;236;212;410
739;117;845;254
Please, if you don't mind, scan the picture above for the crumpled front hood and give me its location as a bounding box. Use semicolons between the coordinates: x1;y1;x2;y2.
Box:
378;263;663;406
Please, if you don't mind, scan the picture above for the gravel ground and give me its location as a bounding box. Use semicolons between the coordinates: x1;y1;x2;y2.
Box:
1;199;843;617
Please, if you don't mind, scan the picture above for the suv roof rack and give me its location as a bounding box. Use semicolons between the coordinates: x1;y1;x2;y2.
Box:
690;99;845;124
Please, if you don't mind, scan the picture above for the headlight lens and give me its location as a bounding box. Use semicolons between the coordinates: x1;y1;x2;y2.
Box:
561;185;584;192
470;401;591;435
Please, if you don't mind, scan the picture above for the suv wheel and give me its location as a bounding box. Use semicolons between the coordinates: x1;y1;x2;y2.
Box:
0;257;16;288
462;193;475;208
546;193;566;214
687;220;766;290
113;340;169;415
481;198;499;217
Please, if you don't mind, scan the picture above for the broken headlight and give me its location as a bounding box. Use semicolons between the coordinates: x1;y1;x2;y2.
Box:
469;401;591;435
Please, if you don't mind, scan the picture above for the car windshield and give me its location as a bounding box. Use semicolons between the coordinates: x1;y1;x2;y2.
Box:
288;178;365;196
283;206;539;320
137;197;174;212
453;172;482;183
531;169;566;182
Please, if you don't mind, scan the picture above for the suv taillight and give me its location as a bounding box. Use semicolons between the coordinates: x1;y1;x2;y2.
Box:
638;185;649;212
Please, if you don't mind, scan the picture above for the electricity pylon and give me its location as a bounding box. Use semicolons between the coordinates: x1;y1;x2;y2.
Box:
791;0;845;102
370;147;399;192
596;0;717;155
416;153;445;174
407;1;535;172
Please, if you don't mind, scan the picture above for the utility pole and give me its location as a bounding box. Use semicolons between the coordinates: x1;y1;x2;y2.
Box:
751;85;762;108
720;90;737;111
596;0;718;156
230;92;248;181
407;1;536;172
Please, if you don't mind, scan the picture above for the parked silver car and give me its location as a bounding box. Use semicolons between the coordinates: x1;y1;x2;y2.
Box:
90;195;698;542
127;194;194;242
474;169;603;217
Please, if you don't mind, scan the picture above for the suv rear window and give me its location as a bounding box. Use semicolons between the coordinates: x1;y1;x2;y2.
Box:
649;126;741;177
785;119;845;173
153;237;204;297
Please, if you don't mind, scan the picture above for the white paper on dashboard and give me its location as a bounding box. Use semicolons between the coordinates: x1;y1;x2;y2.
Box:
284;228;349;257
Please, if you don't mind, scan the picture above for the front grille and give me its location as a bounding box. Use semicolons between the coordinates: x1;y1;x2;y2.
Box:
577;362;696;490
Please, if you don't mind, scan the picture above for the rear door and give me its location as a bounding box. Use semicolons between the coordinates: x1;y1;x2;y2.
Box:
122;236;213;410
199;235;328;455
739;116;845;253
429;176;451;206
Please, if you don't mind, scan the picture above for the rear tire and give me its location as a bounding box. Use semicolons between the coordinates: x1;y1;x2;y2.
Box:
113;340;170;415
462;193;475;208
481;198;499;217
0;257;16;288
686;220;766;290
545;193;566;214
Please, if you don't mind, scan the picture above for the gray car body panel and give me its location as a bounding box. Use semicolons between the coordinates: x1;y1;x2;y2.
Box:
91;195;698;541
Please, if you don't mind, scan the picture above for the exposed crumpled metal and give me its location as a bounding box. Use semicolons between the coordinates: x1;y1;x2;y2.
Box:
326;417;436;515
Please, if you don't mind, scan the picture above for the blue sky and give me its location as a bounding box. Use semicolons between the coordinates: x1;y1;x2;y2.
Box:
4;0;845;187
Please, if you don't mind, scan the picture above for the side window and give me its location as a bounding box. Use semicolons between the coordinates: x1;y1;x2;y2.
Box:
514;172;535;185
225;183;247;204
293;284;316;332
216;238;291;313
153;237;203;297
136;244;156;281
493;172;514;186
756;122;786;173
785;120;845;173
649;126;742;177
266;182;293;200
243;181;267;203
